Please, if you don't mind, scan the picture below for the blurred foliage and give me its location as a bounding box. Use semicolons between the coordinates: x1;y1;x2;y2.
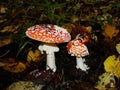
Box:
0;0;120;57
0;0;120;64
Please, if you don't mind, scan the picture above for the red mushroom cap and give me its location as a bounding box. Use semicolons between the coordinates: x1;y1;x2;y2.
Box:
67;40;89;57
25;24;71;43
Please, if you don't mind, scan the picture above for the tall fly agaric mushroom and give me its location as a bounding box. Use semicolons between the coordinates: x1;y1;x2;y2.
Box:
67;34;89;72
26;24;71;72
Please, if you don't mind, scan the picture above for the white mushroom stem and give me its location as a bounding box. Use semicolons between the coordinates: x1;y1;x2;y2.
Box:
76;57;89;72
38;44;59;72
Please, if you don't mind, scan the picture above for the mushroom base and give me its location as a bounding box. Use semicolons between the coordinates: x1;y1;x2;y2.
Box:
76;57;89;72
46;53;56;72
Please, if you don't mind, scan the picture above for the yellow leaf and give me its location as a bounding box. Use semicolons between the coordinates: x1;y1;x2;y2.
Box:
104;55;120;78
95;72;115;90
104;55;116;72
27;49;41;63
113;59;120;78
116;43;120;54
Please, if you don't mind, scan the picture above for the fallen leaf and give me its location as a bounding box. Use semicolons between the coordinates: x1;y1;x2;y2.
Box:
71;15;79;23
75;25;92;34
0;36;13;47
0;19;7;23
68;25;92;39
102;24;119;39
113;58;120;78
104;55;116;72
116;42;120;54
0;25;20;33
0;5;8;14
3;61;26;73
25;69;54;84
1;58;26;73
0;62;5;67
104;55;120;78
95;72;115;90
27;49;41;63
62;23;75;33
7;81;44;90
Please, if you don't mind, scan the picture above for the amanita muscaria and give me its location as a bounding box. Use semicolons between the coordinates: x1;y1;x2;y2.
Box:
26;24;71;72
67;34;89;72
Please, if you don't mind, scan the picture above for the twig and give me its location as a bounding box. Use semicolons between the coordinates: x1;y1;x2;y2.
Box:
0;50;10;57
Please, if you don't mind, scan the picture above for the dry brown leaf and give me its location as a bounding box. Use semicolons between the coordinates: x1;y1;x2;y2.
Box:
71;15;79;23
2;58;16;63
0;5;8;14
27;49;41;63
0;36;13;47
0;19;7;23
62;24;92;40
70;25;92;41
62;23;75;33
102;24;119;39
1;58;26;73
3;61;26;73
0;62;5;67
0;25;20;33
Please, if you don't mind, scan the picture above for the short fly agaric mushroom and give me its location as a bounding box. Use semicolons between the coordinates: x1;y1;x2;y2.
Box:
67;34;89;72
26;24;71;72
